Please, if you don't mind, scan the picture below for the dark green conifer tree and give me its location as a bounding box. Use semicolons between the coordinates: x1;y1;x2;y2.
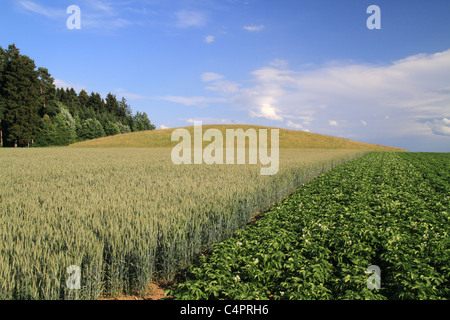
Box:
0;44;42;147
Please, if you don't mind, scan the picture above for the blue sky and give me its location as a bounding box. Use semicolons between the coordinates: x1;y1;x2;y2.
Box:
1;0;449;151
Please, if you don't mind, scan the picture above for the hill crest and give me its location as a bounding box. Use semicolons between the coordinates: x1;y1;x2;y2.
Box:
69;124;406;152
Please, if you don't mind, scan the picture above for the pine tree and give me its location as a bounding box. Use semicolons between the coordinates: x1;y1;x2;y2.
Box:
78;89;89;110
55;87;66;103
105;92;119;115
0;44;158;147
87;92;104;114
37;67;55;112
0;46;6;146
65;88;80;114
117;97;132;120
0;45;42;147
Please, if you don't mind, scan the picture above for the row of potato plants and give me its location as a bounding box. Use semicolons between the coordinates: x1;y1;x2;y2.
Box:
398;153;449;194
170;152;449;300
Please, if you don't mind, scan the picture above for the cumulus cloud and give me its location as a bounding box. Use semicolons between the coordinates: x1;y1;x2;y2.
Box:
249;104;283;121
229;49;450;137
229;67;295;122
429;118;450;136
160;49;450;144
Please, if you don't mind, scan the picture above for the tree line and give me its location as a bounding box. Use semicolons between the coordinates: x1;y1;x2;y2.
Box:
0;44;155;147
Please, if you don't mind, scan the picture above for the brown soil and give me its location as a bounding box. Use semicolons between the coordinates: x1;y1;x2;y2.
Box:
101;281;173;300
101;207;277;300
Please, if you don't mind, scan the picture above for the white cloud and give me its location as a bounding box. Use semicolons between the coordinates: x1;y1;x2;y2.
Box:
229;67;295;122
228;49;450;138
202;72;239;94
160;125;170;129
205;80;240;94
250;67;296;85
160;49;450;147
90;0;115;15
283;115;315;125
270;59;288;69
286;120;303;130
158;95;226;107
201;72;224;82
185;118;240;125
428;118;450;136
80;16;132;31
19;0;136;31
19;1;65;18
205;35;215;43
249;104;283;121
115;88;148;100
243;25;264;31
175;10;207;28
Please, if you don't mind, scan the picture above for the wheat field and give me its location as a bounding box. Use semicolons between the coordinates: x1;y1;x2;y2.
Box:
0;147;366;299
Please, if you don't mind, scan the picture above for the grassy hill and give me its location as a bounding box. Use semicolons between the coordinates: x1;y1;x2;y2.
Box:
69;124;406;151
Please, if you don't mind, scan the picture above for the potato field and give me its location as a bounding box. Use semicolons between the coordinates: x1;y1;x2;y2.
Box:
171;152;449;300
